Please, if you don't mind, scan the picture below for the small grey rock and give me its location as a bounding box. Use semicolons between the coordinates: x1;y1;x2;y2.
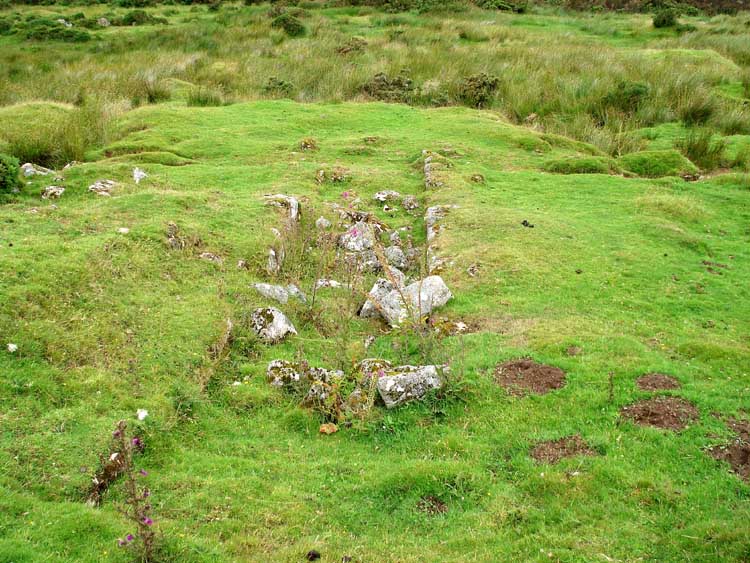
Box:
251;307;297;343
376;365;446;408
384;246;407;269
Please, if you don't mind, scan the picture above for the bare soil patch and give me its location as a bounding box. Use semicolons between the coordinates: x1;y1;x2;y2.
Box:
530;435;596;464
708;417;750;482
636;373;681;391
417;495;448;515
620;397;698;431
494;359;566;396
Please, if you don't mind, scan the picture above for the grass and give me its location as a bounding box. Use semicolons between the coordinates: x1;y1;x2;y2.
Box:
1;98;749;563
1;3;750;563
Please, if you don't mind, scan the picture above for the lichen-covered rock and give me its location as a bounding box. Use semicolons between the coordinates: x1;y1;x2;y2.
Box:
315;278;343;289
425;205;449;243
360;268;406;319
251;307;297;343
264;194;301;222
267;248;283;275
374;190;400;202
402;195;420;210
88;180;117;196
384;245;407;269
376;364;446;408
338;221;375;252
22;163;54;177
41;186;64;199
379;275;452;327
266;359;343;389
253;283;307;304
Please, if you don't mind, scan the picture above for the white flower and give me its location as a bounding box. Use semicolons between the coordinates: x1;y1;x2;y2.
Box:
7;343;17;353
136;409;149;421
117;227;130;234
109;452;119;461
232;381;242;386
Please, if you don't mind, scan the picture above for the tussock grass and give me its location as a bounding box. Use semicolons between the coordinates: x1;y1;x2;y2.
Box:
0;5;747;160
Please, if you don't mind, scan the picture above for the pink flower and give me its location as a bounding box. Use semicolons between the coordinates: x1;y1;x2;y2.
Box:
126;534;134;542
139;469;148;476
142;517;153;526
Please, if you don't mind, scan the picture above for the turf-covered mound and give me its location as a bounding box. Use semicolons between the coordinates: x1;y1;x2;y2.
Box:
542;155;620;175
618;149;698;178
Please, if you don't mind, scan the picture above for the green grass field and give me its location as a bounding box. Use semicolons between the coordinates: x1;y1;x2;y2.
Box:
1;2;749;563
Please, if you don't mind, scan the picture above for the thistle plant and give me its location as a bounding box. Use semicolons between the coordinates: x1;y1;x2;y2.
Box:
111;419;156;562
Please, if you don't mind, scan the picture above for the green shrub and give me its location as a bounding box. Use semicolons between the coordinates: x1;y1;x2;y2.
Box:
0;16;13;35
117;0;155;7
0;153;20;195
271;12;305;36
619;149;698;178
475;0;527;12
112;10;168;26
20;18;91;42
456;72;499;108
363;71;414;103
653;9;677;28
543;156;619;175
676;129;727;171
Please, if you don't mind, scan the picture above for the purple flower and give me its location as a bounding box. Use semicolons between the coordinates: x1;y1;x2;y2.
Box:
139;469;148;476
143;489;150;498
131;437;141;447
377;369;385;378
142;517;153;526
126;534;134;542
350;228;359;237
341;191;350;199
112;430;121;438
118;539;127;547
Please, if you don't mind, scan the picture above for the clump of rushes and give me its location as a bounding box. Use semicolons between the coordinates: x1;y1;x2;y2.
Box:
112;419;157;562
